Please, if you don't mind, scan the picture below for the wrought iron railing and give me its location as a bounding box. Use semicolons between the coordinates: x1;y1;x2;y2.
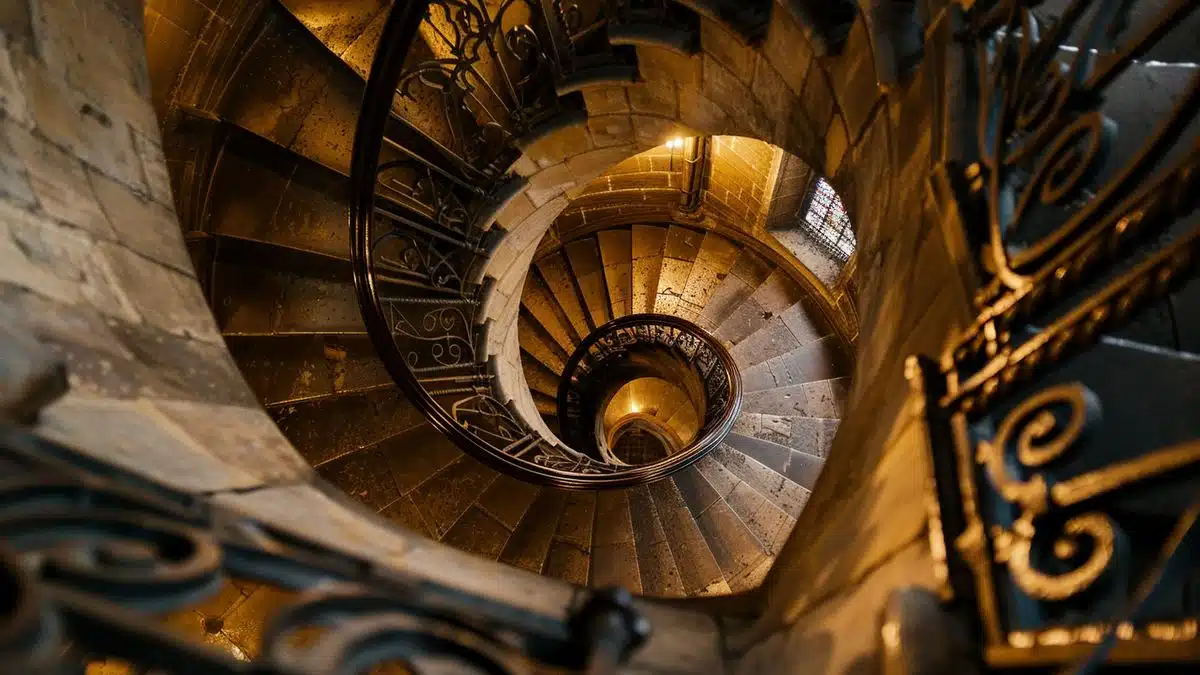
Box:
557;314;742;470
897;0;1200;669
350;0;735;489
0;407;649;673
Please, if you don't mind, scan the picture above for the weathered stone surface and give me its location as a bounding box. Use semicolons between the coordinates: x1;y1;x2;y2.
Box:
441;506;513;560
700;19;756;83
38;395;262;492
0;201;139;322
761;4;813;96
217;484;413;561
153;399;310;482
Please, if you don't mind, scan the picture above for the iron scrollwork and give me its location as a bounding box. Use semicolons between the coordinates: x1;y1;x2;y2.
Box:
0;420;650;674
556;314;742;467
911;0;1200;667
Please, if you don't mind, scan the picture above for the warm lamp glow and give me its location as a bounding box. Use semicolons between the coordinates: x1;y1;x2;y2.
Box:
630;400;639;413
665;137;685;149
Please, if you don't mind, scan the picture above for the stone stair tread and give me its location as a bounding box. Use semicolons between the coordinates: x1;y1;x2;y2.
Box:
724;432;824;490
740;376;848;418
711;444;809;518
271;389;427;467
381;424;465;495
671;468;768;591
407;456;499;539
475;473;541;531
440;505;514;560
732;412;839;458
499;488;568;573
627;486;685;596
646;479;725;596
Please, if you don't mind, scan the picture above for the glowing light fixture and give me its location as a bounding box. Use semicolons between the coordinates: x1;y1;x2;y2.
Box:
665;137;685;149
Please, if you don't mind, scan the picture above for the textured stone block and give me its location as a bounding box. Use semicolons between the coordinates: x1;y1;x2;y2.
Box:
317;447;400;511
6;122;111;236
216;484;413;561
38;395;261;492
408;456;498;538
0;202;138;321
696;501;766;590
567;144;636;184
636;45;700;87
713;444;808;518
723;481;793;555
762;4;813;95
700;19;756;83
89;168;193;273
582;86;630;115
520;119;591;169
729;315;801;368
590;541;641;591
587;114;635;148
628;80;677;118
500;488;567;573
441;506;512;560
153;398;310;482
24;57;145;190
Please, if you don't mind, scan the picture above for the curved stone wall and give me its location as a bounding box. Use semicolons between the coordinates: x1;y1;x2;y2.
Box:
0;2;723;670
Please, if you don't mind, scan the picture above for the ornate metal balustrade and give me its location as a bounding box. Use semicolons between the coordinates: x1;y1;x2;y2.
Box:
556;314;741;469
897;0;1200;670
0;400;649;673
351;0;730;489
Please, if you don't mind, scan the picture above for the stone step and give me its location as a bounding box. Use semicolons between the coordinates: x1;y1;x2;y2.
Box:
740;376;848;418
382;423;466;496
276;0;386;80
710;444;808;518
518;313;569;373
523;356;562;398
651;225;705;319
731;412;839;458
226;334;392;408
522;273;582;354
274;388;427;467
407;455;500;539
499;488;569;574
737;334;849;392
712;269;805;346
565;237;613;327
626;485;685;596
647;477;728;595
213;251;363;337
724;432;824;491
630;224;668;315
590;490;642;592
696;247;773;332
543;491;597;585
212;1;365;174
197;122;350;257
535;253;594;337
671;467;768;593
597;228;633;319
694;455;794;556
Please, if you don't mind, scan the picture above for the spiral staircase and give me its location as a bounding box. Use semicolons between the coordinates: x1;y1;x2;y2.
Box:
161;0;856;597
5;0;1198;671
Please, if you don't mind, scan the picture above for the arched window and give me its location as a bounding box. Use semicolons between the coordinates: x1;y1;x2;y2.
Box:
799;177;855;262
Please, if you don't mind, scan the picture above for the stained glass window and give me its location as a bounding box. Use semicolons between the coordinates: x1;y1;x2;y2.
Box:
798;177;855;262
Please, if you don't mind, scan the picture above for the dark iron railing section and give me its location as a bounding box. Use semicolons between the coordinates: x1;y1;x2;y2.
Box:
557;314;741;470
349;0;737;489
0;415;649;674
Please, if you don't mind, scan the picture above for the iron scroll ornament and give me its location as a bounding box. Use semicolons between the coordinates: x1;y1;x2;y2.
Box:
555;313;743;471
910;0;1200;668
0;422;650;674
